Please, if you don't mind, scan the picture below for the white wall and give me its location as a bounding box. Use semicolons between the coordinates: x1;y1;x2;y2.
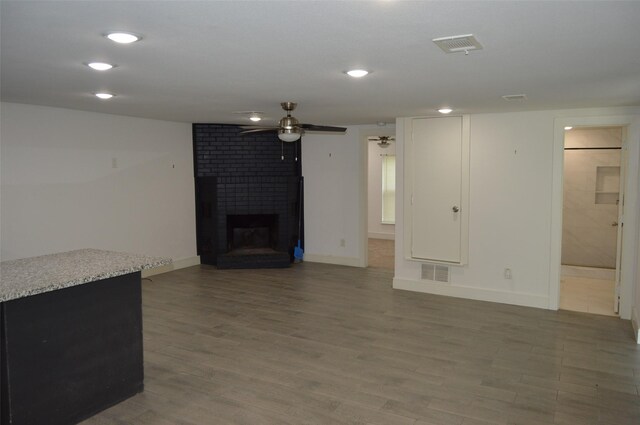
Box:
0;103;197;264
394;107;640;320
368;139;395;240
302;128;362;267
302;124;394;267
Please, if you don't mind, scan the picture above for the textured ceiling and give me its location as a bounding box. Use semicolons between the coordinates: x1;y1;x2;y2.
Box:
1;1;640;126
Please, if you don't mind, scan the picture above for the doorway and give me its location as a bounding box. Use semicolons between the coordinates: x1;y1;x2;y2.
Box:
366;133;396;270
560;126;625;316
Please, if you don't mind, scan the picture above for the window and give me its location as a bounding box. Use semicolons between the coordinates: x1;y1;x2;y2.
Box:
381;155;396;224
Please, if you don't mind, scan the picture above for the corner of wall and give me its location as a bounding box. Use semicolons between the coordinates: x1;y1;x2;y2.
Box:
142;256;201;277
632;307;640;344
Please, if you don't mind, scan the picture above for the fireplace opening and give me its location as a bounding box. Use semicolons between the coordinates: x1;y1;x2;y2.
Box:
226;214;278;255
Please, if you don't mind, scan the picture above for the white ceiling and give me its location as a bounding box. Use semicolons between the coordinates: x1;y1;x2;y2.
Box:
2;1;640;126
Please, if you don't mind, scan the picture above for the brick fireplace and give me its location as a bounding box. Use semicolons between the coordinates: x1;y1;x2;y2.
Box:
193;124;302;268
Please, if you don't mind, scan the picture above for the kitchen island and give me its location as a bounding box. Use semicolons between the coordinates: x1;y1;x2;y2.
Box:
0;249;170;425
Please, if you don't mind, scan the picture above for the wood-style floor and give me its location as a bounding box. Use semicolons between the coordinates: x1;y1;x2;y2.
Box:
82;263;640;425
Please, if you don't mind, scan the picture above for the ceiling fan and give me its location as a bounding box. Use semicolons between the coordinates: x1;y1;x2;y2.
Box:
368;135;395;148
240;102;347;142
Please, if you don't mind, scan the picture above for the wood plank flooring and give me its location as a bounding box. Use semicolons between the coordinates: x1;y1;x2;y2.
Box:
81;263;640;425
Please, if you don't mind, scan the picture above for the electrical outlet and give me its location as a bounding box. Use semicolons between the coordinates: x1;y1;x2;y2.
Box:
340;239;345;247
504;268;512;279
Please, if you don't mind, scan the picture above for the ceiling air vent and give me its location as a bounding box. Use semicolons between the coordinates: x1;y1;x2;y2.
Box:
502;94;528;101
432;34;482;54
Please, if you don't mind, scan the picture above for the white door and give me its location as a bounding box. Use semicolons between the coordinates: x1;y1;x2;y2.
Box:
411;117;464;263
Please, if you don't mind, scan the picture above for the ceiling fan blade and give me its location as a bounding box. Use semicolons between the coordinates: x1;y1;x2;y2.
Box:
300;124;347;133
239;125;278;130
239;127;278;134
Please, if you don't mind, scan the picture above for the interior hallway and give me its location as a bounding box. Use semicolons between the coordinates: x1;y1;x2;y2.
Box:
368;238;394;270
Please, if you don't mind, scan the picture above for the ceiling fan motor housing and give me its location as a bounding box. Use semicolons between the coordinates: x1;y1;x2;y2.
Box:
279;115;299;130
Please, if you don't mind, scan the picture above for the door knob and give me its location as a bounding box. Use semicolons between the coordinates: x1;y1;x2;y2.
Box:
612;222;618;227
452;206;460;213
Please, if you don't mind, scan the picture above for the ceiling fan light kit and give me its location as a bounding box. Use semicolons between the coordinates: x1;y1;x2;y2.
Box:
278;129;301;142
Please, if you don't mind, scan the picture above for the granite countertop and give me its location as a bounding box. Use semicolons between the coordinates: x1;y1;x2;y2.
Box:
0;249;171;302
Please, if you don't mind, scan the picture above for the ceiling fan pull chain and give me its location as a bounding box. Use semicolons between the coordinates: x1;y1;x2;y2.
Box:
281;140;284;161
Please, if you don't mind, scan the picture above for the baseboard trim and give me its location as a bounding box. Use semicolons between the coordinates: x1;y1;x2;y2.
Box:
632;307;640;344
304;254;364;268
392;277;549;309
368;232;395;240
142;256;200;277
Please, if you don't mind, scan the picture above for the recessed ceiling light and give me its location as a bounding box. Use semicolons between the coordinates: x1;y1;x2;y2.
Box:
87;62;114;71
346;69;369;78
564;126;573;130
106;32;140;44
95;93;114;99
438;108;453;114
249;114;262;122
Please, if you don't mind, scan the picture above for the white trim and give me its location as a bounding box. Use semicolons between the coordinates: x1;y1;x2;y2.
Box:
368;232;395;240
393;277;549;309
304;254;363;268
632;307;640;344
550;113;640;320
359;129;369;269
142;255;200;277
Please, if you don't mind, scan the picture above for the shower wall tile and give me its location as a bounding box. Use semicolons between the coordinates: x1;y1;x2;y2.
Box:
562;128;621;269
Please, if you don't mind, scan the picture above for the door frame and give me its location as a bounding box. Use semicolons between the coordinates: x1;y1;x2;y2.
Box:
614;139;628;313
360;127;396;268
550;114;640;320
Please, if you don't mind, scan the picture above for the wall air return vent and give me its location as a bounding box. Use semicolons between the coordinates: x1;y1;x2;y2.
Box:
432;34;483;54
421;263;450;283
